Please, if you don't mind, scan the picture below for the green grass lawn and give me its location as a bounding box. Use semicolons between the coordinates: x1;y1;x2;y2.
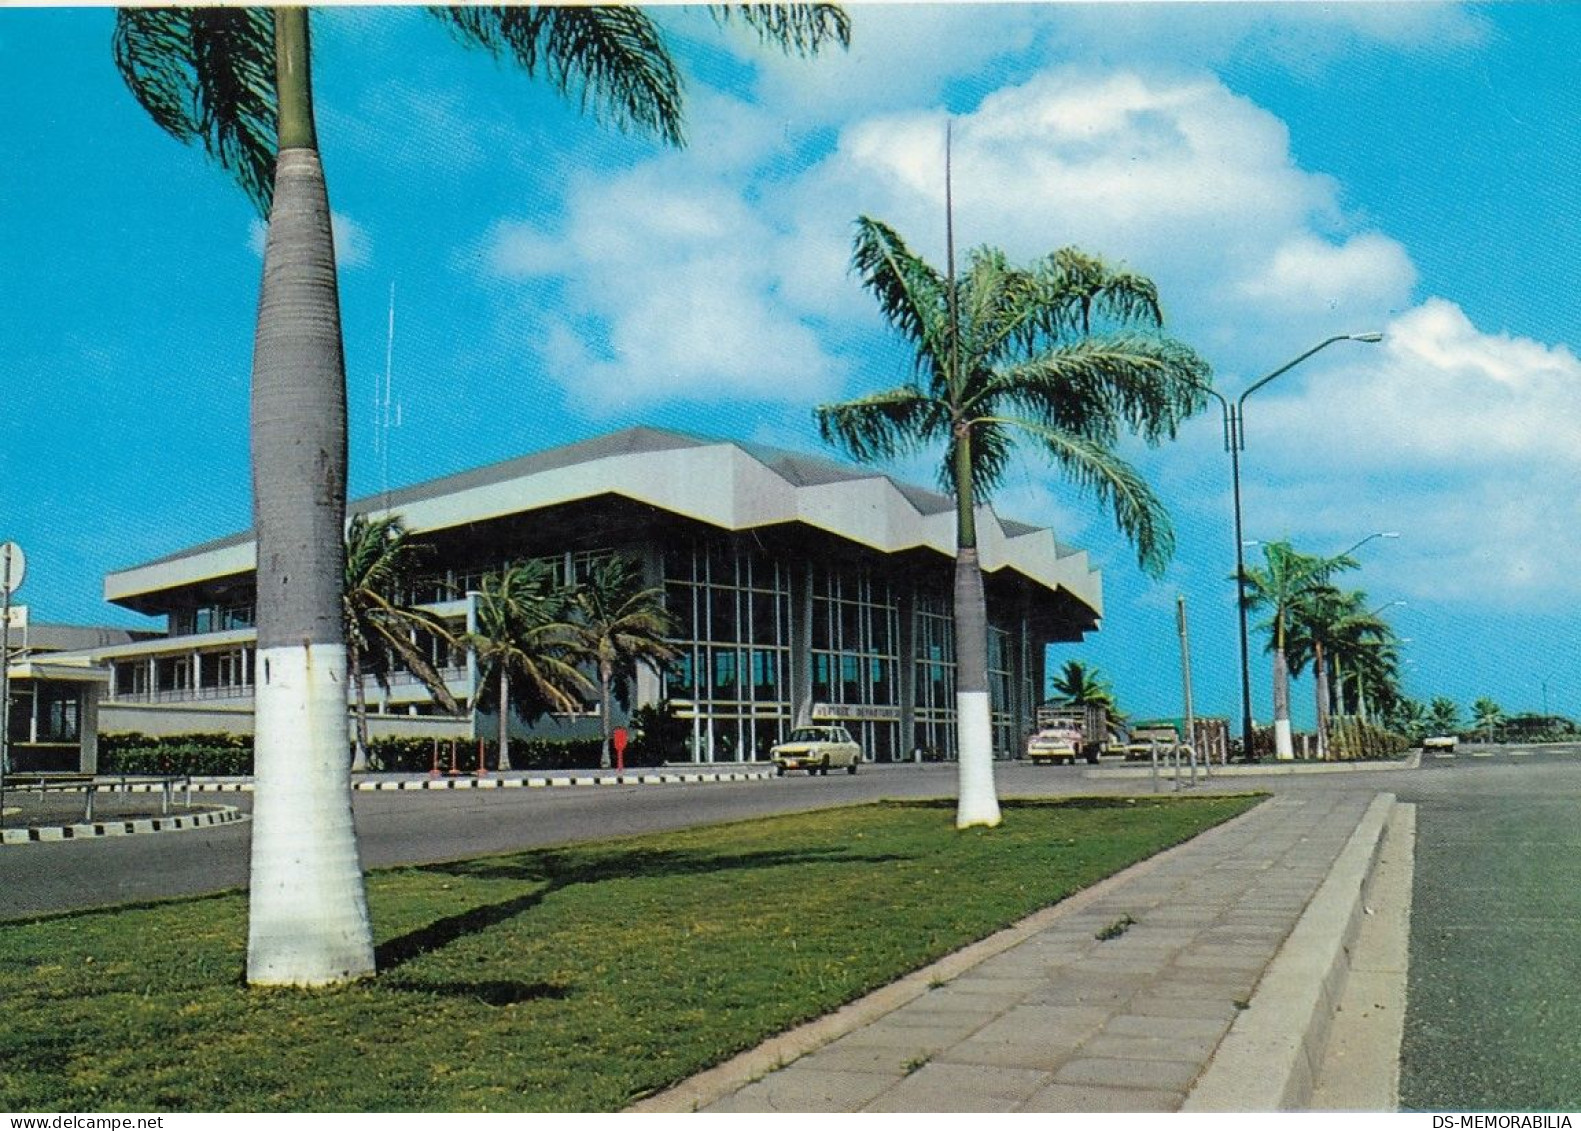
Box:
0;795;1261;1112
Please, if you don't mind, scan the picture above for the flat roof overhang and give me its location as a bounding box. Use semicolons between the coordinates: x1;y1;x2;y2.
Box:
104;431;1102;629
6;661;112;685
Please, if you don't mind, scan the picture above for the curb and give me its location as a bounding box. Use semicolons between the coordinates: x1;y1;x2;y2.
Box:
1182;791;1397;1111
101;769;777;794
0;804;248;846
1084;752;1420;780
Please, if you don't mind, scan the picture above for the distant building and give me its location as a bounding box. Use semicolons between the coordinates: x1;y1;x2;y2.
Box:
20;428;1104;767
3;620;159;773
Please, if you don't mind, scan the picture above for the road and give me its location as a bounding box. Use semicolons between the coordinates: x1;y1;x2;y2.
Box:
0;759;1313;920
1392;743;1581;1111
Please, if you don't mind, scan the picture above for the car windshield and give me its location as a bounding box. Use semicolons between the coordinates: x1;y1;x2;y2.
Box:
786;728;833;742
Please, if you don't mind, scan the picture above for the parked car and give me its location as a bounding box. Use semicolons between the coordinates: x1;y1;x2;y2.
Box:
1422;735;1458;753
772;726;862;775
1025;725;1083;765
1123;723;1181;761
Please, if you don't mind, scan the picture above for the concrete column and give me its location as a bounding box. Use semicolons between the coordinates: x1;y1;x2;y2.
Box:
80;686;100;774
898;586;916;758
790;562;815;727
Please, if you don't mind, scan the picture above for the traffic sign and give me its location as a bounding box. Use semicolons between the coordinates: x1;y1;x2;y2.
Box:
0;542;24;594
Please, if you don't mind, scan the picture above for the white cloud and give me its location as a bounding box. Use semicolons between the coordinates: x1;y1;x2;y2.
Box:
1238;299;1581;607
792;66;1416;360
474;60;1426;433
1236;232;1416;322
490;154;847;410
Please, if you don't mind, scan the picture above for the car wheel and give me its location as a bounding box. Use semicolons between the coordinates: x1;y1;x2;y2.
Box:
847;762;858;775
775;765;785;776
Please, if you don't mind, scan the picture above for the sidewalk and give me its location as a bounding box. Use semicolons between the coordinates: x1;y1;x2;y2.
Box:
635;790;1399;1113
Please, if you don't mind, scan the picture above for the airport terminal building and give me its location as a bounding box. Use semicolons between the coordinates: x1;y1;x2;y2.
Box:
32;428;1104;766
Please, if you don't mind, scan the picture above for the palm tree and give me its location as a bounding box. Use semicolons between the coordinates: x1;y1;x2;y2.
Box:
1472;697;1506;744
343;514;462;772
817;216;1210;827
568;555;678;769
467;561;594;772
1427;696;1463;736
1285;585;1389;758
1049;660;1117;713
1240;541;1357;760
113;5;847;986
1387;696;1429;743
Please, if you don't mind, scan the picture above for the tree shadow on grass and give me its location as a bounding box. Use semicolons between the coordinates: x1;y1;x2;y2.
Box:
374;844;911;974
384;978;572;1008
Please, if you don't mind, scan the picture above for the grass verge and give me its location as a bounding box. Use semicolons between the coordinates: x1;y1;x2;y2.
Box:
0;795;1261;1112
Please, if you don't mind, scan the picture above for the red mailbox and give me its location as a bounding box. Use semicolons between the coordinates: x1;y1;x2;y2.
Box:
612;726;629;774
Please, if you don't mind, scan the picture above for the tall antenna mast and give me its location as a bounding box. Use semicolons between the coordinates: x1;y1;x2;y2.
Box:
945;117;965;517
381;280;395;513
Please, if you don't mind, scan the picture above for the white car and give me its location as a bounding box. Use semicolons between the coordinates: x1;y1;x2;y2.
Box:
772;726;862;776
1423;735;1458;753
1025;727;1082;765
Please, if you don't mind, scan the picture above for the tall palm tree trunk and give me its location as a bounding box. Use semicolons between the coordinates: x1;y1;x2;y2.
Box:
1313;641;1330;760
599;658;615;769
245;8;375;987
349;633;371;772
952;430;1001;828
496;665;513;771
1272;613;1294;760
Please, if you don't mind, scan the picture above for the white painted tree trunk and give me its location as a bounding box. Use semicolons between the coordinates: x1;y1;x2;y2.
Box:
953;548;1001;828
955;689;1000;828
247;643;375;985
1272;641;1295;760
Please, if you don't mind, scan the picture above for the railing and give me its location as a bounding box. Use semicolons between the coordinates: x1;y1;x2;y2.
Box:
17;773;193;822
109;685;254;704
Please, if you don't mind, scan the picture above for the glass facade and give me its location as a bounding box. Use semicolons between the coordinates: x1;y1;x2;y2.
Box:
809;561;902;762
662;541;793;762
657;533;1038;764
99;531;1047;764
913;594;956;759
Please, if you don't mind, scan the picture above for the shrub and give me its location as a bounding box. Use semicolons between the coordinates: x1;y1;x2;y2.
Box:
1326;717;1411;760
100;733;253;776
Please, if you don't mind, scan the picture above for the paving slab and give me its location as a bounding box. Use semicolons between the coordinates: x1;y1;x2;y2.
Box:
633;790;1397;1113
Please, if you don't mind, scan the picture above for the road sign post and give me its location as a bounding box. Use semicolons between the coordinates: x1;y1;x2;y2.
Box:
1;541;27;815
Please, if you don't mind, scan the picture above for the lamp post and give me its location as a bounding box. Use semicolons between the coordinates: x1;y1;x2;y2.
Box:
1201;333;1383;761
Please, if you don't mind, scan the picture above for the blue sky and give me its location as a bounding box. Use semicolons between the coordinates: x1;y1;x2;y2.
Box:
3;2;1579;730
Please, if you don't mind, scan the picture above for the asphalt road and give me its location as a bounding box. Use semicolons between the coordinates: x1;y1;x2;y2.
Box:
0;759;1294;921
0;763;999;920
1393;743;1581;1111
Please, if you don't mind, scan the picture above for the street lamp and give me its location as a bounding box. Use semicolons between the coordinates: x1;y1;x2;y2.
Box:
1199;333;1384;761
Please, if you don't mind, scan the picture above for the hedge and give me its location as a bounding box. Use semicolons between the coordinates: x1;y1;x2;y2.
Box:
98;732;650;776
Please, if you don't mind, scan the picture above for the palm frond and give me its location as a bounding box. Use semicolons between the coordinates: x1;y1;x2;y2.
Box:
343;514;464;715
960;246;1043;367
1037;248;1164;337
431;5;686;146
851;216;952;382
815;385;946;465
987;335;1211;447
113;7;277;215
708;4;852;55
995;416;1175;576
